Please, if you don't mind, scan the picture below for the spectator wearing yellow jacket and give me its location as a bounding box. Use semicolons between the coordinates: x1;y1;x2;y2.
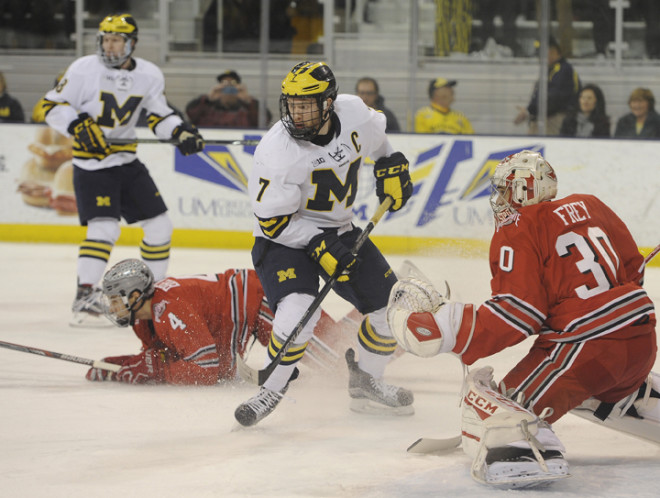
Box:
414;78;474;135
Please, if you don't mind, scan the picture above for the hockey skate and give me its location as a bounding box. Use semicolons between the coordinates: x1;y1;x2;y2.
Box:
234;368;299;427
70;285;112;328
478;445;569;489
345;348;414;415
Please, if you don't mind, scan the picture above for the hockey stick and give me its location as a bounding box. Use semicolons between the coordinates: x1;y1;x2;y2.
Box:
237;196;394;385
641;242;660;272
0;340;121;372
407;435;463;454
107;138;260;146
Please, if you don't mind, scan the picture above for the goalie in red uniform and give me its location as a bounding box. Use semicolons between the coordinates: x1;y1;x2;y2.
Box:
86;259;355;385
388;150;658;488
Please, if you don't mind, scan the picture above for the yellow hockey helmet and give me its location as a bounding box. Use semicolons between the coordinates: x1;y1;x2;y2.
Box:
279;61;338;140
97;13;139;68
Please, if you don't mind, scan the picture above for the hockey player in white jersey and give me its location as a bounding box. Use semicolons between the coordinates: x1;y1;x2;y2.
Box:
41;13;204;326
235;61;414;426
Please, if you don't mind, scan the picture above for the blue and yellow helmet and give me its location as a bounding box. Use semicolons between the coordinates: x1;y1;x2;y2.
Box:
97;13;139;68
279;61;338;140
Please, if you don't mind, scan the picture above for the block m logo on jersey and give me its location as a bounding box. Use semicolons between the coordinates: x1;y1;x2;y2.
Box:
306;157;360;212
96;196;111;207
97;92;143;127
277;268;296;282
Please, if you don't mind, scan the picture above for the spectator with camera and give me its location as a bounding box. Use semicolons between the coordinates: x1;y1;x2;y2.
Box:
185;70;271;129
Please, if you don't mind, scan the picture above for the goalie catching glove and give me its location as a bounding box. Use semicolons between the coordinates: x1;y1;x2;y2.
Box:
67;113;111;159
172;122;204;155
387;277;476;358
307;230;358;282
374;152;413;211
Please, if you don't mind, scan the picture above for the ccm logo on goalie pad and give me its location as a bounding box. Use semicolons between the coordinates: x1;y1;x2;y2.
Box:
465;388;529;420
405;312;443;357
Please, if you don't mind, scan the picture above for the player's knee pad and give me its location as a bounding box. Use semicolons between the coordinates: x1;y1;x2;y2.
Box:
571;371;660;444
140;212;173;244
86;217;120;245
272;293;321;345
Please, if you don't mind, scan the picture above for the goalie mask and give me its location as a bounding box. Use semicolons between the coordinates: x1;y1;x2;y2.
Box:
490;150;558;227
279;61;338;141
101;259;154;327
97;13;138;68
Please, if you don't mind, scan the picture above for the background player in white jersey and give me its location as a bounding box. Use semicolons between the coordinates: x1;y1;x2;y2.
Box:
41;13;204;326
235;61;413;426
388;151;658;488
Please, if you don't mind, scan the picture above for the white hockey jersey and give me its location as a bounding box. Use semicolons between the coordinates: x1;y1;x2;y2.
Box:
248;94;394;249
43;54;183;171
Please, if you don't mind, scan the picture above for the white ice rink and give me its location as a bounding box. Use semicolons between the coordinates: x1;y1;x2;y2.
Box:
0;242;658;497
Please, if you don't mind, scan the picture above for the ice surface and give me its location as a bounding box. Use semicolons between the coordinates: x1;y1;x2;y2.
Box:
0;243;658;497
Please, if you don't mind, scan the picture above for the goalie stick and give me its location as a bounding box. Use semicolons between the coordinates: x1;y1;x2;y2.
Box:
0;340;121;372
107;138;260;146
641;242;660;272
407;435;463;454
236;196;394;385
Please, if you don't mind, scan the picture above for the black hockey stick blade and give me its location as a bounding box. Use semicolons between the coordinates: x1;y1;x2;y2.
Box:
0;339;121;372
236;196;394;385
107;138;260;146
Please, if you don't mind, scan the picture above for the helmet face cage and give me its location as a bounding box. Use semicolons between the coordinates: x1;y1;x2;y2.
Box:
490;150;558;226
101;259;154;327
280;61;337;140
97;13;138;68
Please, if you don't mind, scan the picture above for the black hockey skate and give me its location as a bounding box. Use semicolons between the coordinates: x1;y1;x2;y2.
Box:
234;368;299;427
345;348;414;415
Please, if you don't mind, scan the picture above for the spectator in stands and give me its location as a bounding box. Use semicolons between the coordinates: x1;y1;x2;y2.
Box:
355;77;400;133
614;87;660;139
578;0;615;58
476;0;522;57
185;70;271;128
560;83;610;138
636;0;660;59
514;37;581;136
414;78;474;135
0;71;25;123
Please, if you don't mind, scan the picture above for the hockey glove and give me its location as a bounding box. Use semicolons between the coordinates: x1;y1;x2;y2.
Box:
374;152;413;212
172;122;204;155
115;349;168;384
307;230;358;282
85;354;133;382
67;113;110;159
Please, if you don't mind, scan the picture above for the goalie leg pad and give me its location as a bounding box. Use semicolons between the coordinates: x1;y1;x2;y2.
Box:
571;371;660;445
462;367;569;488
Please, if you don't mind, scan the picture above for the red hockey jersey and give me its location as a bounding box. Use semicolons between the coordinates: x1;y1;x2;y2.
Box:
462;193;655;364
132;269;272;385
